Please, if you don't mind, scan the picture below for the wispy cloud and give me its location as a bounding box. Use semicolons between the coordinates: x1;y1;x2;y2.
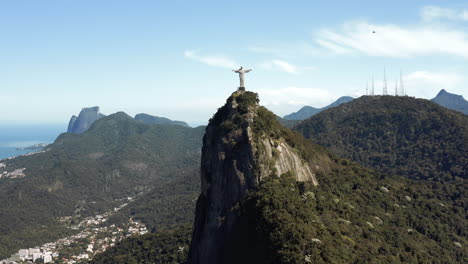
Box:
260;60;299;74
260;59;314;74
184;50;237;69
315;21;468;58
315;39;352;54
421;6;468;22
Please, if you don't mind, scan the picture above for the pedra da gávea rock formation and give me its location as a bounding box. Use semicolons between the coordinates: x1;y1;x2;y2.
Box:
67;106;106;134
188;91;332;264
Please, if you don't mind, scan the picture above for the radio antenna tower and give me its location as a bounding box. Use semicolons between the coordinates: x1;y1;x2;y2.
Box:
394;79;398;96
383;67;388;95
400;69;405;96
366;81;368;95
371;76;375;95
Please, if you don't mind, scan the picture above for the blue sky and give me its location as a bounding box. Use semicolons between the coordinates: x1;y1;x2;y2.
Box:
1;0;467;125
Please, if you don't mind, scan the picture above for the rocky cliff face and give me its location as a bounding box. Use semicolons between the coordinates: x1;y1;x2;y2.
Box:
67;115;78;133
67;106;105;134
188;91;330;264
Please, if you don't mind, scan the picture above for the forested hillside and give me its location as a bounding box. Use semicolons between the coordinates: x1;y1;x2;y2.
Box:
0;112;204;259
294;95;468;181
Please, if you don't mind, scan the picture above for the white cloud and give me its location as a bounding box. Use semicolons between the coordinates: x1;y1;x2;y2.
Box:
184;50;237;69
421;6;468;22
315;21;468;58
315;39;352;54
260;59;314;74
271;60;298;73
260;60;299;74
254;87;336;115
404;71;464;98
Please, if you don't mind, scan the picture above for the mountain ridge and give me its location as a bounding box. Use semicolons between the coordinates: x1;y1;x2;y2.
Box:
67;107;191;135
283;96;354;120
135;113;189;127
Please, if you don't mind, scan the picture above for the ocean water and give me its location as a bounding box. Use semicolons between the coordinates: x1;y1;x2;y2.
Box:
0;124;66;160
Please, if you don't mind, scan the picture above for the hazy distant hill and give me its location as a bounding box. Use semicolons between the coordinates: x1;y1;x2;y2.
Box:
0;112;204;259
295;95;468;181
431;89;468;115
283;96;354;120
67;107;190;135
67;106;106;134
135;113;189;127
276;116;300;129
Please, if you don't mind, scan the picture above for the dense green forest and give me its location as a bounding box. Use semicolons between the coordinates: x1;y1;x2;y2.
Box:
90;225;192;264
107;169;200;232
226;167;466;263
294;95;468;181
0;113;204;259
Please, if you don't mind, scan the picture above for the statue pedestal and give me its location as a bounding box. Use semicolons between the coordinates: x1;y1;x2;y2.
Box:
238;87;246;92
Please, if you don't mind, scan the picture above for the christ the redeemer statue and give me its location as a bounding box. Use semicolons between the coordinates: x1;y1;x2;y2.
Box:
233;66;252;91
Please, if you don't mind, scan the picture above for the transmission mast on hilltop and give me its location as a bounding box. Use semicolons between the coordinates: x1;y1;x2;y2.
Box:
394;79;398;96
366;81;368;95
371;76;375;95
382;67;388;95
400;69;405;96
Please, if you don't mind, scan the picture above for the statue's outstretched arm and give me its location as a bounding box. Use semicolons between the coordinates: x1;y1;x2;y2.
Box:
245;69;252;73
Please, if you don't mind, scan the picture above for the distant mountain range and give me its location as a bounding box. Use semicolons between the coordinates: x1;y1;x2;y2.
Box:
67;107;189;134
283;96;354;120
431;89;468;115
283;89;467;121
